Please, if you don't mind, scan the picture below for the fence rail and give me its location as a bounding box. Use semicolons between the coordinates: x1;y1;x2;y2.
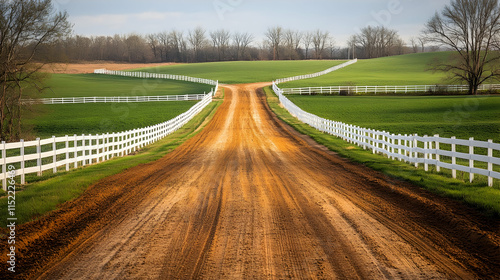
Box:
273;82;500;187
281;84;500;95
31;94;208;104
1;83;218;190
94;69;218;86
275;59;358;84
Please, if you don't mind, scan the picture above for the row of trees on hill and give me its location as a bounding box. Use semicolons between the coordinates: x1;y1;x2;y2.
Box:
37;26;436;64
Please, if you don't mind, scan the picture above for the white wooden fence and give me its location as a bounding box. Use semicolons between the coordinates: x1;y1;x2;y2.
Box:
1;85;217;190
273;82;500;187
33;94;208;104
274;59;358;84
94;69;218;86
281;84;500;95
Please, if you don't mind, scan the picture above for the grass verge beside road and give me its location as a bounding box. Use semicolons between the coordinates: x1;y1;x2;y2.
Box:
264;86;500;217
0;99;222;226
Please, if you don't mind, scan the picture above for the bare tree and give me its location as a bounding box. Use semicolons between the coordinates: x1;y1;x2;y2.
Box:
303;32;313;59
312;29;330;59
284;29;302;60
210;29;231;61
233;32;253;60
0;0;71;141
188;27;207;62
353;26;402;59
265;26;284;60
424;0;500;95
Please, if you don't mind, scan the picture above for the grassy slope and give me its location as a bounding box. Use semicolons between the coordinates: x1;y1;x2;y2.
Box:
281;52;455;88
134;60;346;84
39;74;212;98
264;86;500;216
0;98;223;225
23;73;213;138
25;101;198;138
287;95;500;143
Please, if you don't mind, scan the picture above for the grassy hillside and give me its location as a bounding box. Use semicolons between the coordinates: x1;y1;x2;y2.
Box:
25;102;198;139
134;60;347;84
287;95;500;143
36;74;212;98
282;52;456;88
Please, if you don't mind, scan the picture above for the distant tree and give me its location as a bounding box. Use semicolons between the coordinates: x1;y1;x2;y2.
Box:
188;27;207;62
210;29;231;61
303;32;313;59
233;32;253;60
265;26;284;60
424;0;500;95
353;26;402;59
312;29;330;59
284;29;302;60
0;0;71;141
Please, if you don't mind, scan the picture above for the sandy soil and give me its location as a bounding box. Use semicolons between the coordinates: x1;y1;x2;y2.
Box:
40;62;178;74
1;83;499;279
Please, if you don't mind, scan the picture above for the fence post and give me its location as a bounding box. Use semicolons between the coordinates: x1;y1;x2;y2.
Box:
414;135;419;168
82;134;86;167
424;136;429;171
488;140;493;187
20;140;25;185
434;135;440;172
469;137;474;183
2;141;6;190
65;136;70;171
74;135;78;169
52;136;57;174
451;136;457;179
37;138;42;176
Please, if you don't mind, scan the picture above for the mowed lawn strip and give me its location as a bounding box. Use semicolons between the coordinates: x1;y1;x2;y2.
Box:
134;60;347;84
281;52;457;88
0;98;223;226
264;86;500;217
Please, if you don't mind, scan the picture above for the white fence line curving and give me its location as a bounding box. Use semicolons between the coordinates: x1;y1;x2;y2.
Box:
274;59;358;84
94;69;218;86
273;82;500;187
281;84;500;95
1;82;218;190
32;94;209;104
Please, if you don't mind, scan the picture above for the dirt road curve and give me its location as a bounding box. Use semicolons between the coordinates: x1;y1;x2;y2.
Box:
2;83;500;279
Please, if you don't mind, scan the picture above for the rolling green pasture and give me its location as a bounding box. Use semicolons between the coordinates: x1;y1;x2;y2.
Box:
25;102;197;139
287;95;500;143
265;87;500;216
23;73;211;138
282;52;455;88
134;60;346;84
37;74;212;98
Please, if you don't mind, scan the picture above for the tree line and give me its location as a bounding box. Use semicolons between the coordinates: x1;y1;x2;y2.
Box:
37;26;434;64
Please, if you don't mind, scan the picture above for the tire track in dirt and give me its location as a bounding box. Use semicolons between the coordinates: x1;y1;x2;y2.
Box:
1;83;499;279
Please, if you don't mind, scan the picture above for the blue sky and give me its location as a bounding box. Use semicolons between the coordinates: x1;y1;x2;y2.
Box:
53;0;450;47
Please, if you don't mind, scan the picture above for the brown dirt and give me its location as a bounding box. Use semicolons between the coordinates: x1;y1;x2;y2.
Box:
40;62;179;74
1;83;500;279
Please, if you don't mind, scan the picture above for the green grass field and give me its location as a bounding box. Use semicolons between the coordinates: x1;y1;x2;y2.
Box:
287;95;500;143
134;60;346;84
37;74;213;98
265;87;500;216
24;101;198;139
282;52;457;88
22;73;213;138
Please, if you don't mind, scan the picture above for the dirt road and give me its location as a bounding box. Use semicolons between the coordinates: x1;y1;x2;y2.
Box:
2;83;499;279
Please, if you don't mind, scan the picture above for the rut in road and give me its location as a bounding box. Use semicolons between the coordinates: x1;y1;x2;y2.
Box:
4;83;499;279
